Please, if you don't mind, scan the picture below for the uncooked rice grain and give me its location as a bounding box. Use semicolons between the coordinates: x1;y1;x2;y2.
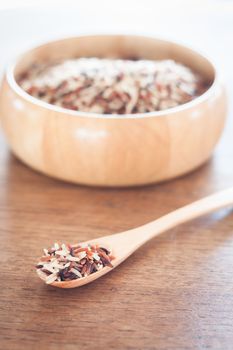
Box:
18;58;209;114
36;242;114;284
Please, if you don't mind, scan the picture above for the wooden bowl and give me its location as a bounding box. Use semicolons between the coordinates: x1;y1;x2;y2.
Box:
0;35;227;187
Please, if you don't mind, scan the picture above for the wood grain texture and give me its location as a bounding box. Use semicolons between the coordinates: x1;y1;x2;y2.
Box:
1;114;233;349
0;26;233;350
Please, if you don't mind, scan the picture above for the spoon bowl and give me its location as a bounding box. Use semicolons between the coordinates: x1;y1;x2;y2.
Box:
36;260;112;288
36;234;134;288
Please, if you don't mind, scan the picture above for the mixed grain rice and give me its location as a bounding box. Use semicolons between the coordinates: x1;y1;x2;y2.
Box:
36;242;114;284
18;58;208;114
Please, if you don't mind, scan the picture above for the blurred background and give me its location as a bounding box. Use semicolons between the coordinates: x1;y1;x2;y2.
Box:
0;0;232;79
0;0;232;164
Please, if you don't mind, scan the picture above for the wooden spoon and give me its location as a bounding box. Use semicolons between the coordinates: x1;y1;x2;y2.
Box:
37;187;233;288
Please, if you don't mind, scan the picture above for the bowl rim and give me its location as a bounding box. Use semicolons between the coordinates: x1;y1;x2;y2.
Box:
6;34;218;120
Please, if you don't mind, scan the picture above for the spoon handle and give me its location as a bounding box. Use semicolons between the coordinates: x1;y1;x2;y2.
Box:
125;187;233;248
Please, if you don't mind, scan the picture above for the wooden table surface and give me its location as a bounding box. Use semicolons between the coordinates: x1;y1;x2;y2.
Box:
1;3;233;350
